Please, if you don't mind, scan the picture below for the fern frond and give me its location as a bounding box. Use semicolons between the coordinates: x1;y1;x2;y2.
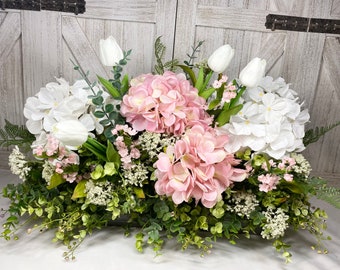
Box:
154;36;166;74
153;36;178;74
307;177;340;209
0;120;35;148
163;59;179;70
304;121;340;146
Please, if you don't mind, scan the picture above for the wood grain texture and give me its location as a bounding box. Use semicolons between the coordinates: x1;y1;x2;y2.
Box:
0;13;21;68
0;0;339;179
305;37;340;174
196;6;268;32
174;0;198;60
22;11;62;98
78;0;156;22
0;12;24;132
331;0;340;16
62;16;108;80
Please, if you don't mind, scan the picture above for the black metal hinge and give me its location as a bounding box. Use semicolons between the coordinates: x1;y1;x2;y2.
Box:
265;14;340;34
0;0;86;15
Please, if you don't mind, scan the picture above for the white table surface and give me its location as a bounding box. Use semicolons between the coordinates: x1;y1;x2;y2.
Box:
0;169;339;270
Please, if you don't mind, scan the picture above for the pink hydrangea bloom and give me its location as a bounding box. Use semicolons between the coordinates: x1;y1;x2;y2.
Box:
120;71;211;135
155;124;247;208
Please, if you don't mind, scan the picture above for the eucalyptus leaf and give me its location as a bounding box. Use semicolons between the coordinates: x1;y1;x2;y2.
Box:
93;110;106;118
105;104;114;113
92;96;104;106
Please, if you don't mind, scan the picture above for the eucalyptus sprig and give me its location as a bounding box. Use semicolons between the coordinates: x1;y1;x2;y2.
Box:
71;58;127;140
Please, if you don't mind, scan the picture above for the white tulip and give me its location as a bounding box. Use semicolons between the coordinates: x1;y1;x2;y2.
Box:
99;36;124;66
208;44;235;73
52;120;88;149
239;57;266;88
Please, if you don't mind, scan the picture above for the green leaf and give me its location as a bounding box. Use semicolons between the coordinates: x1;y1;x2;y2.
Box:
195;67;204;91
229;85;246;108
93;110;106;118
104;162;117;176
83;138;107;161
104;104;114;113
47;173;66;189
71;180;87;200
6;216;18;224
177;64;197;85
208;98;222;110
200;71;213;92
92;96;104;106
108;111;119;120
199;87;216;100
134;187;145;199
91;165;104;179
106;140;121;168
35;208;43;217
216;104;243;126
98;75;121;99
120;74;130;96
99;119;111;126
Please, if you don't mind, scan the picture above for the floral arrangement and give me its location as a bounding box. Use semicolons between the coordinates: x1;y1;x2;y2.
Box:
1;36;340;263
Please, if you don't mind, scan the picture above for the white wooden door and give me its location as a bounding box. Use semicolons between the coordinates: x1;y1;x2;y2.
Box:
0;0;177;167
174;0;340;182
0;0;339;182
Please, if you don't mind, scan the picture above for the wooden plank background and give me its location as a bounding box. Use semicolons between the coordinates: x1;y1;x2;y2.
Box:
0;0;339;184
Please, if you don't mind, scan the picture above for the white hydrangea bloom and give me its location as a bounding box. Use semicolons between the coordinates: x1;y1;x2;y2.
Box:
23;78;110;137
220;76;310;159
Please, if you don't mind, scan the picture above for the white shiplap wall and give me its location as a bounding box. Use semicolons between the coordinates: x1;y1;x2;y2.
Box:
0;0;339;183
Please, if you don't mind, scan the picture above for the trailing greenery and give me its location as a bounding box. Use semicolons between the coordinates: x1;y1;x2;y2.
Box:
304;121;340;146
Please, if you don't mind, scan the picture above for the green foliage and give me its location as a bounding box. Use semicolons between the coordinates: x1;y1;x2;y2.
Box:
71;58;127;141
0;120;35;149
304;121;340;146
307;177;340;208
153;37;178;74
183;40;204;68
